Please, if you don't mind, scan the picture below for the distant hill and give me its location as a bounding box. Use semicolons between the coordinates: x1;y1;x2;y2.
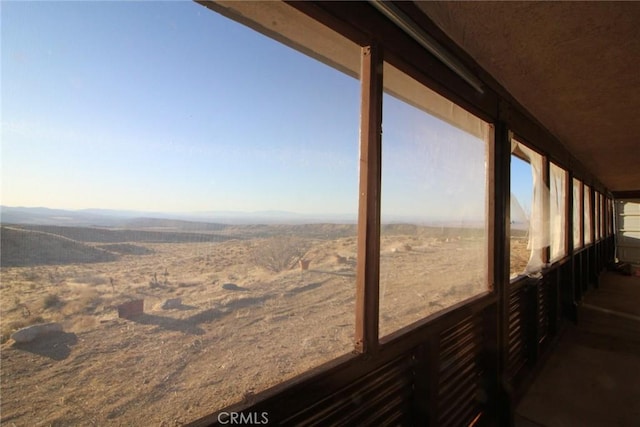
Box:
6;225;236;244
123;217;228;232
218;223;357;239
0;206;358;227
0;206;129;227
0;227;119;267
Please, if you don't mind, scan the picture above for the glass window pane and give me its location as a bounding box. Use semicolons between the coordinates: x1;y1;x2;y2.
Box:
599;193;605;240
604;196;611;238
604;197;613;237
604;197;608;237
595;192;601;240
600;194;604;239
510;154;533;277
379;63;490;338
1;1;360;424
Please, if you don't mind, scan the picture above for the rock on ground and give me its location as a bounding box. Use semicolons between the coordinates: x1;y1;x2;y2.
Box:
11;322;63;343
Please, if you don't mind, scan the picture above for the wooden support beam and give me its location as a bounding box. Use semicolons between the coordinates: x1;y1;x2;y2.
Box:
589;188;599;288
494;118;512;425
564;172;578;322
543;157;551;265
355;43;383;354
566;172;574;256
579;181;585;249
612;190;640;200
590;187;596;247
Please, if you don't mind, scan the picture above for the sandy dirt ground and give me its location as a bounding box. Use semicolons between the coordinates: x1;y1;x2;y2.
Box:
0;227;529;426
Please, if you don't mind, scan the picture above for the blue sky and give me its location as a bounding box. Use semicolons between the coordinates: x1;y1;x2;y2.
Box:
1;1;531;222
381;94;489;222
2;1;361;215
511;155;533;220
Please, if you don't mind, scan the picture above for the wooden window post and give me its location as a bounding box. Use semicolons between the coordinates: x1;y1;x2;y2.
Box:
355;43;383;354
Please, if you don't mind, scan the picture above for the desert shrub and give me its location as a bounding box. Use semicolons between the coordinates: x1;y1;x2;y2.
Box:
47;268;67;285
61;288;102;316
67;315;97;332
145;269;171;289
21;268;41;282
149;272;162;289
43;293;62;309
178;281;199;288
249;236;310;273
73;273;108;286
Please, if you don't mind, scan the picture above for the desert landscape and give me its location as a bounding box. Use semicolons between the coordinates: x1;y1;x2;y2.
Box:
0;218;528;426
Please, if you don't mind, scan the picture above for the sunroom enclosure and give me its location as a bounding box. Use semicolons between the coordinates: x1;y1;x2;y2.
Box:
191;2;618;425
1;1;631;426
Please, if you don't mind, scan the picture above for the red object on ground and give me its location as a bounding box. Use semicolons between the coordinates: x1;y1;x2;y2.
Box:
118;299;144;319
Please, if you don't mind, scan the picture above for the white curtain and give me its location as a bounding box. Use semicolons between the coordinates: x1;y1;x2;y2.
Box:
550;163;567;261
599;194;605;240
512;139;549;275
584;185;593;244
573;178;582;248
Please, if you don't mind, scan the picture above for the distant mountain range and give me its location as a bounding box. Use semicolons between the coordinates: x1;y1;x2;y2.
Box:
0;206;488;229
0;206;357;227
1;206;132;227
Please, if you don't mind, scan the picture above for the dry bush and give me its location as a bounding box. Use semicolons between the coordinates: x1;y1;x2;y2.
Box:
61;288;102;316
177;281;199;288
249;236;310;273
73;273;108;286
43;293;63;310
20;269;41;282
67;315;97;333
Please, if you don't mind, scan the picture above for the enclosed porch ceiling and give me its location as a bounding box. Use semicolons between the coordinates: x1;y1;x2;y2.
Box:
202;1;640;196
415;1;640;196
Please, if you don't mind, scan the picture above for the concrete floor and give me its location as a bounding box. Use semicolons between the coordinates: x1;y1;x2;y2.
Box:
516;272;640;427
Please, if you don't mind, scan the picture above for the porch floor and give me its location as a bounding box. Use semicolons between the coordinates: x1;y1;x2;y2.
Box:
515;271;640;427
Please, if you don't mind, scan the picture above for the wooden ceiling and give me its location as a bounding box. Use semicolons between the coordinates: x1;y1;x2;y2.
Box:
415;1;640;194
